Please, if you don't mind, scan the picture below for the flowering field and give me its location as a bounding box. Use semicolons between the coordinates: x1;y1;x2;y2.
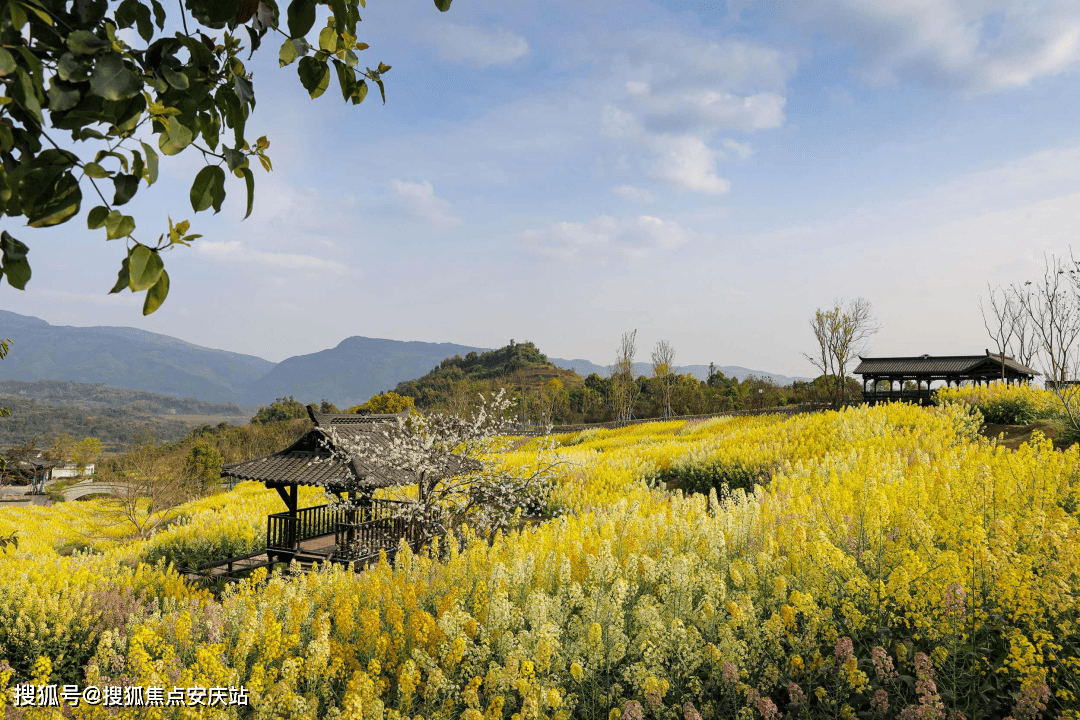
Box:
935;382;1062;426
2;402;1079;719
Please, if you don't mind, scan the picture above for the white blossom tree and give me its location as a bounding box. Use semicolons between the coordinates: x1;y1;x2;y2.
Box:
321;390;564;540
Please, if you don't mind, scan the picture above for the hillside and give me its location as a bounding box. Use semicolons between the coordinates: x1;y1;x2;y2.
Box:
0;380;255;415
394;341;583;407
0;311;273;403
243;336;487;407
0;396;249;451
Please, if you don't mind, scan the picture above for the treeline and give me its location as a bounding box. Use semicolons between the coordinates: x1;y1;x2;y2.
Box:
384;339;854;425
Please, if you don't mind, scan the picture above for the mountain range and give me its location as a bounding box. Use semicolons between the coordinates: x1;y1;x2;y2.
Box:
0;310;808;407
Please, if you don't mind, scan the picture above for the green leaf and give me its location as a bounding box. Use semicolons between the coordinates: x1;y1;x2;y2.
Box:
150;0;166;29
0;232;30;290
233;73;254;105
87;205;110;229
434;0;452;11
189;165;226;213
0;48;15;76
240;167;254;219
109;256;130;293
223;146;246;172
161;66;190;90
13;68;42;123
333;59;354;101
26;174;82;228
319;26;338;52
134;3;154;42
279;38;300;67
89;54;142;102
142;270;170;315
159;116;193;156
140;142;159;185
113;174;139;206
46;80;81;112
67;30;111;55
350;79;368;105
105;211;135;239
287;0;317;38
57;53;92;82
83;162;109;178
298;57;330;98
128;245;163;292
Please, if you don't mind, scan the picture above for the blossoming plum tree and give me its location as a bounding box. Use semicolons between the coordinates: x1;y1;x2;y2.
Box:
323;390;564;537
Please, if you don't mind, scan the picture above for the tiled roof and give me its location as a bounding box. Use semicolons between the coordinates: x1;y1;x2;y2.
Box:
222;407;478;488
854;352;1039;377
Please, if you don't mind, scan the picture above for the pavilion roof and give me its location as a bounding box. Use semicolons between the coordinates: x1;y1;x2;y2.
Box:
853;351;1039;378
222;408;447;490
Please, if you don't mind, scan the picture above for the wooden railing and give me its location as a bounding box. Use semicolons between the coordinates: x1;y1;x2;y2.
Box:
267;503;350;551
267;498;417;553
334;499;427;564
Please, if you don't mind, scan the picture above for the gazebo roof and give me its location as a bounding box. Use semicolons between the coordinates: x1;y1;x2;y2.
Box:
222;408;424;490
854;351;1039;378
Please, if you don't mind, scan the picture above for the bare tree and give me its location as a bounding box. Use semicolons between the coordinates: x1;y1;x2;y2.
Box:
1009;285;1039;369
981;284;1018;381
803;298;880;405
1014;255;1080;385
99;434;192;538
610;330;639;424
651;339;677;419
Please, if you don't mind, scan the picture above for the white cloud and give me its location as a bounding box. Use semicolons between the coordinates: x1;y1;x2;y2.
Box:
520;215;696;260
193;241;350;275
650;135;731;194
425;23;529;68
612;185;656;203
597;34;794;193
789;1;1080;93
722;138;754;160
389;179;462;228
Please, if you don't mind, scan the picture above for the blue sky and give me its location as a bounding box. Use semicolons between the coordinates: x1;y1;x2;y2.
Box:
6;0;1080;376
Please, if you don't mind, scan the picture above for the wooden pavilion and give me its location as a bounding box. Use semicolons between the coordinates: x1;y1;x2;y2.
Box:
221;407;447;568
854;350;1039;405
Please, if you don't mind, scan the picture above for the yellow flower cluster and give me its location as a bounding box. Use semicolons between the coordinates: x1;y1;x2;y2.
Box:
2;402;1078;719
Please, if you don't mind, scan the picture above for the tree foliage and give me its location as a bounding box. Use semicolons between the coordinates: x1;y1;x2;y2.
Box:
346;390;413;414
0;0;453;313
250;395;307;424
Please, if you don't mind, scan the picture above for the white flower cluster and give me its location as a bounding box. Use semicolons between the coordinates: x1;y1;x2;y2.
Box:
321;389;566;538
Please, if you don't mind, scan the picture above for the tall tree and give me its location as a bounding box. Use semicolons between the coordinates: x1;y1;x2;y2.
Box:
651;339;676;419
981;283;1019;381
803;298;880;406
0;0;454;313
610;329;638;424
1013;255;1080;385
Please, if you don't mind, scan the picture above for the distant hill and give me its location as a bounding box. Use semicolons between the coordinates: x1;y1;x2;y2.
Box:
242;336;487;408
549;358;811;385
0;311;808;408
394;341;582;408
0;310;273;403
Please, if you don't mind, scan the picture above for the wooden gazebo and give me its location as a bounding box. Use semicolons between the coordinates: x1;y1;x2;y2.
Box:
222;407;438;567
854;350;1039;405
